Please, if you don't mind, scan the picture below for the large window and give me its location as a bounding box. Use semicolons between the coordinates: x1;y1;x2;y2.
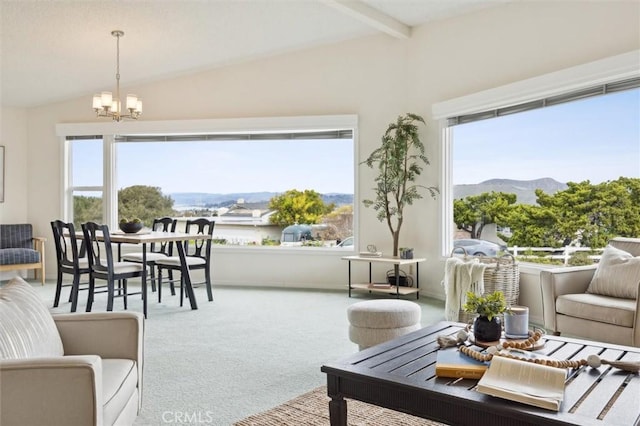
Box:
434;51;640;258
68;137;104;227
60;115;357;250
450;88;639;259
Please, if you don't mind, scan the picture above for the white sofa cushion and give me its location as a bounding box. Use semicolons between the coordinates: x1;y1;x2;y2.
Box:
0;277;64;359
102;359;138;426
587;245;640;299
556;293;636;327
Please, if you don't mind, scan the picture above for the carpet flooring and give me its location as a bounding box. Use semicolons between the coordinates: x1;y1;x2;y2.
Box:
29;278;446;425
234;386;447;426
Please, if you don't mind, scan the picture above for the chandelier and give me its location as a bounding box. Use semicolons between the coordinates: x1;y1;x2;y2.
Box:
92;30;142;122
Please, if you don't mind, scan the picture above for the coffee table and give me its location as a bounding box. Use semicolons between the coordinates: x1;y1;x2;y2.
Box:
321;321;640;426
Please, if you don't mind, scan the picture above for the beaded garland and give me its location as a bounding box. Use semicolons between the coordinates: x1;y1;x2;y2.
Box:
459;330;587;369
449;329;640;373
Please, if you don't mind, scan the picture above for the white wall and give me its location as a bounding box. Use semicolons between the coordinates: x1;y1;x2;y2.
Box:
18;2;640;298
0;107;30;280
0;107;29;223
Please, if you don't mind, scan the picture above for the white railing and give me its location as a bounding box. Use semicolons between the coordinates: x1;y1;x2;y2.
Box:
508;246;604;266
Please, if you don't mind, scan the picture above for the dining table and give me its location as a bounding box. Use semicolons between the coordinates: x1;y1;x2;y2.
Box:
77;230;212;317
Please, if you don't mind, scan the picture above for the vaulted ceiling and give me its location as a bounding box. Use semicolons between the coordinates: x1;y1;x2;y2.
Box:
1;0;517;108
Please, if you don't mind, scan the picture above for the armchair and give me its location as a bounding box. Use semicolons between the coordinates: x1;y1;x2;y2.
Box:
540;237;640;347
0;277;144;426
0;224;46;284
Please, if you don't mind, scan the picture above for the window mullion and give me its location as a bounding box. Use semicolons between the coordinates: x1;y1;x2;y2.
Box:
439;121;454;257
104;135;117;228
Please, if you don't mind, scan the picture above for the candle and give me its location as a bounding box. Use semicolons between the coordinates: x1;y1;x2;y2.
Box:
504;306;529;338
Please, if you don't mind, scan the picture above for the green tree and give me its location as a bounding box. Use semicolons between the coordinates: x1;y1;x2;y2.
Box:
453;192;517;239
268;189;334;226
503;177;640;248
118;185;175;226
504;203;559;247
73;195;103;227
535;178;640;247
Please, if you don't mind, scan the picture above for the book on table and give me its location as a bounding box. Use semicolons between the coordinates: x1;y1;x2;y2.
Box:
359;251;383;258
476;355;566;411
435;348;489;379
368;282;392;289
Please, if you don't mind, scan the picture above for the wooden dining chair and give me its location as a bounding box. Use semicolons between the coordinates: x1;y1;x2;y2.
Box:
50;220;92;312
121;217;177;292
81;222;147;316
155;218;215;306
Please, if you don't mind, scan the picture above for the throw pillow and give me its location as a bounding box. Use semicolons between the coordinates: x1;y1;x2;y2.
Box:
587;245;640;299
0;276;64;359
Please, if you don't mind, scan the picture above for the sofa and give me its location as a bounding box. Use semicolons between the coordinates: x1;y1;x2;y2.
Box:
0;277;144;426
540;237;640;347
0;224;46;284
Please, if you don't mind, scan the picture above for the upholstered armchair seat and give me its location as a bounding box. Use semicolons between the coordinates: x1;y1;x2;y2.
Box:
555;293;636;327
0;277;144;426
541;237;640;347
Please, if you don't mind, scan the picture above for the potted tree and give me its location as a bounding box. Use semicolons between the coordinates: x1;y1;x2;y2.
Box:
463;290;507;342
362;113;438;272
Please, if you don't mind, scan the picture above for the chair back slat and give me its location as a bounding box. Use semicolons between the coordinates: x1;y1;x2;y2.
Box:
82;222;114;273
50;220;81;270
151;217;177;255
184;219;215;260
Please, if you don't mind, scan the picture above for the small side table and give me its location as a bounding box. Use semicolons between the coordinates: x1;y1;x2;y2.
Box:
341;255;426;299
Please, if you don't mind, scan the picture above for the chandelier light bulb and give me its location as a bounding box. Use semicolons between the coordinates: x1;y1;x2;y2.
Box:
126;94;138;110
101;91;113;108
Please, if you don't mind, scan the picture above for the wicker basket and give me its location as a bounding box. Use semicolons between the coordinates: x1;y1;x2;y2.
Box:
455;251;520;325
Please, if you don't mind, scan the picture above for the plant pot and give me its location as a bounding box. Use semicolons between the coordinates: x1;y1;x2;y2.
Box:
473;316;502;342
399;248;414;259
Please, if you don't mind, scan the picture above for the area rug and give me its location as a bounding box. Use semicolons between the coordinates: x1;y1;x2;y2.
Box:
234;386;447;426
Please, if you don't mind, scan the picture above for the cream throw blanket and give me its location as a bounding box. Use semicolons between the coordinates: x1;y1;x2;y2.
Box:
443;257;487;322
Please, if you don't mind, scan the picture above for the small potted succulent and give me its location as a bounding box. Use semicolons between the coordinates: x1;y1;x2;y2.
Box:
462;290;507;342
399;247;414;259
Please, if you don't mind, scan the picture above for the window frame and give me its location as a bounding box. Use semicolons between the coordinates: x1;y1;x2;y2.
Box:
432;50;640;257
57;114;359;251
63;136;108;224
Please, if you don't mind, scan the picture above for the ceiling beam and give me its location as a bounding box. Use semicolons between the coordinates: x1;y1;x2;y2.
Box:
322;0;411;39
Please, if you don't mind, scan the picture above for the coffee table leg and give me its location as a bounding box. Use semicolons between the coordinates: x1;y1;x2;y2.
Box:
328;396;347;426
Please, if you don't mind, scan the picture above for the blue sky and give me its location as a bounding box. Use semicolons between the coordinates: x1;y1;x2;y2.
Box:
73;89;639;194
73;138;355;194
453;89;640;185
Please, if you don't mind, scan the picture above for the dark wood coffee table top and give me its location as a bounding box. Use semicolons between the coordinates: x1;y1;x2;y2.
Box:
321;321;640;426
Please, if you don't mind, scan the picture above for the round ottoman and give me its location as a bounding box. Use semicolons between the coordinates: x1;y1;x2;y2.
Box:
347;299;422;350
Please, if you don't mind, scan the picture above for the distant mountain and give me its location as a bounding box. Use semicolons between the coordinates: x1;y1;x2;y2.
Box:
170;178;562;208
454;178;567;204
322;193;354;206
170;192;354;208
170;192;275;207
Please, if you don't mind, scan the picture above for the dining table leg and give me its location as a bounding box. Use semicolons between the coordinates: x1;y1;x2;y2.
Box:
142;243;148;318
176;239;198;310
